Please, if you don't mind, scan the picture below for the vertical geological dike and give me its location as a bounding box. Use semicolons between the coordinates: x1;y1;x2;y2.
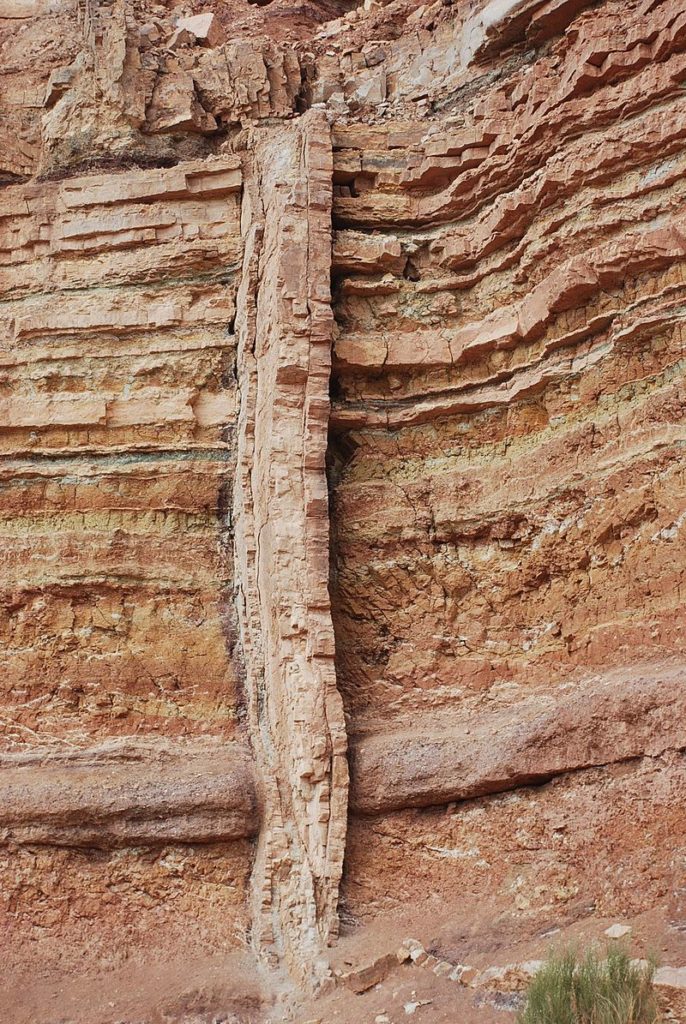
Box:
233;110;349;989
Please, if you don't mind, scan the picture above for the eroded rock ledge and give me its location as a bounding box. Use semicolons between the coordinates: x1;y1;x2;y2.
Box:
4;663;682;851
0;739;258;846
349;665;686;814
2;0;686;1006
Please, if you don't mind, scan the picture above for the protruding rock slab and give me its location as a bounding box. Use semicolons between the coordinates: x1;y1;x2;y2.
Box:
0;740;259;846
350;667;686;814
176;12;225;48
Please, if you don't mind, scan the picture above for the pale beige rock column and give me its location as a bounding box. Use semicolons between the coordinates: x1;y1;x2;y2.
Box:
233;110;349;989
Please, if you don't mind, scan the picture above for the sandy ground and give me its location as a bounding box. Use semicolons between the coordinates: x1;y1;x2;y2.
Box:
4;902;684;1024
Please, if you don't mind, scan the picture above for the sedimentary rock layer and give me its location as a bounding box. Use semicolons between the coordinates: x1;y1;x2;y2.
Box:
350;666;686;814
3;0;686;1006
233;110;348;987
0;147;254;977
328;0;686;949
329;0;686;724
1;840;254;977
345;750;686;929
0;157;243;746
0;739;257;846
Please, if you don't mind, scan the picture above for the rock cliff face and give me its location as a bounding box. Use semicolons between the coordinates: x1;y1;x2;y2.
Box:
1;0;685;1019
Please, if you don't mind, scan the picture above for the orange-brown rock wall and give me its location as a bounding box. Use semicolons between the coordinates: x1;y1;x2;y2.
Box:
1;159;244;745
344;752;685;937
330;0;686;732
0;154;257;973
2;840;253;978
329;0;686;943
2;0;686;1012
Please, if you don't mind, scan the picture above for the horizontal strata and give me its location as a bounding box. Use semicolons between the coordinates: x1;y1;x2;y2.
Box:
11;662;682;841
349;664;686;813
2;0;686;993
0;739;258;846
330;366;686;711
328;0;686;728
344;751;686;930
325;0;686;957
0;158;244;748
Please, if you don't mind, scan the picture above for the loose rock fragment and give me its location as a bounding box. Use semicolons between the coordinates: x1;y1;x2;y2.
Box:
605;924;633;940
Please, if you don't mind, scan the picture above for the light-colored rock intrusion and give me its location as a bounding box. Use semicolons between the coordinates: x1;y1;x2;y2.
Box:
233;110;348;988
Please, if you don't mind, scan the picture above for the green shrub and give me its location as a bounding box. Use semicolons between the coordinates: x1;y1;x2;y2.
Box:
517;945;661;1024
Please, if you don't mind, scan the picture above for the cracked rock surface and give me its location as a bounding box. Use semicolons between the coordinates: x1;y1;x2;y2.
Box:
0;0;685;1020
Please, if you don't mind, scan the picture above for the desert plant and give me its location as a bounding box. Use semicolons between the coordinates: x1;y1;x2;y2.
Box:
517;944;661;1024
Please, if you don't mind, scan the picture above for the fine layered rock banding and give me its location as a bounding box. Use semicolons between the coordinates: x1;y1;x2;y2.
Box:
1;0;685;1013
327;0;686;948
0;139;254;977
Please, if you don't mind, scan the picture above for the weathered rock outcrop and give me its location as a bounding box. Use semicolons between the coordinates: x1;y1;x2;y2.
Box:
233;110;348;986
350;666;686;813
0;156;243;740
1;0;686;1017
0;141;255;984
0;739;258;846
